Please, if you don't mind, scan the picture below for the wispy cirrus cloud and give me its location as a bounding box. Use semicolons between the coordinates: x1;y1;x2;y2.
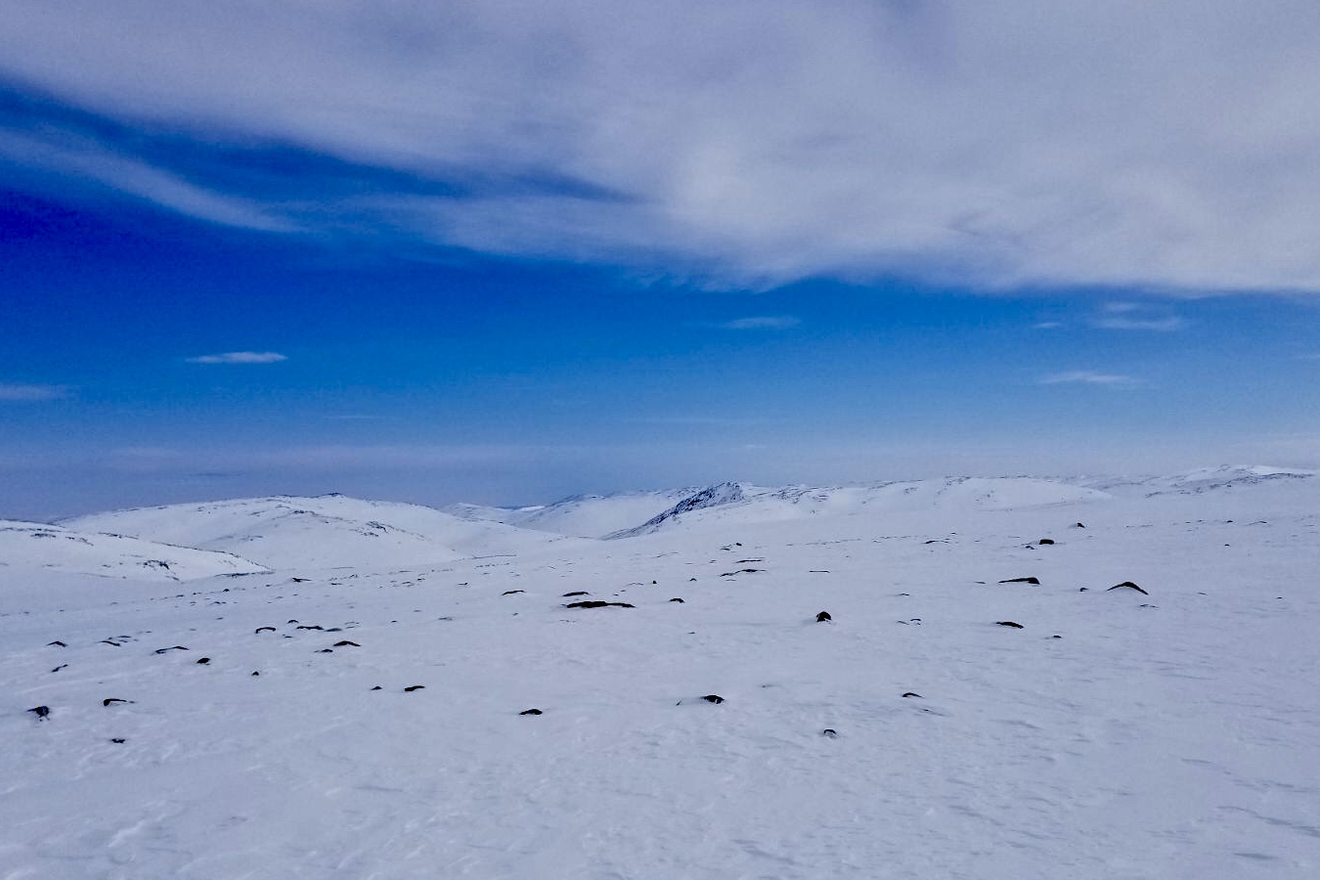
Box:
1089;303;1184;332
186;351;288;364
5;2;1320;293
1039;371;1136;386
722;316;801;330
0;383;71;401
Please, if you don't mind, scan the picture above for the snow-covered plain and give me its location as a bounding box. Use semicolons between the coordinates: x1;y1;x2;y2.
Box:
2;468;1317;879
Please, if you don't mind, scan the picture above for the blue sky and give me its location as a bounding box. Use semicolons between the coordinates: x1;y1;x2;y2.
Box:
3;1;1320;518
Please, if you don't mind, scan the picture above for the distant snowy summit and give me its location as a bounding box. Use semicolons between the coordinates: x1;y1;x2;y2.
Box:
1078;464;1318;497
15;466;1313;579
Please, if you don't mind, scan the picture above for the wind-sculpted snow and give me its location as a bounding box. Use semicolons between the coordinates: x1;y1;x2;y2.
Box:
4;470;1319;879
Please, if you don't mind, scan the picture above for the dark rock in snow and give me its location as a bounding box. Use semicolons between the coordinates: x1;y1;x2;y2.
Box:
669;597;685;603
28;706;50;719
999;577;1040;585
315;649;333;653
1108;581;1149;595
254;626;276;633
816;611;832;623
563;591;590;597
403;685;425;692
251;671;260;676
822;728;838;738
110;738;126;744
47;640;66;647
519;709;543;716
565;600;635;609
996;621;1025;629
196;657;210;664
502;590;525;596
720;568;763;577
701;694;725;704
901;692;923;698
154;646;188;653
371;685;382;690
1038;538;1055;545
333;640;360;647
102;698;132;707
295;625;323;631
51;664;67;672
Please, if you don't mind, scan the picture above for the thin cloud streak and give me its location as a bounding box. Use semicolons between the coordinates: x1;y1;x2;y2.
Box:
186;352;288;364
0;383;71;401
1039;371;1136;386
722;316;801;330
4;2;1320;292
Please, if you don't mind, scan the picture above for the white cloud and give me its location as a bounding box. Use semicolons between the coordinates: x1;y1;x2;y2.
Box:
0;383;71;401
186;352;288;364
1039;371;1136;386
1032;321;1064;330
722;316;801;330
4;2;1320;292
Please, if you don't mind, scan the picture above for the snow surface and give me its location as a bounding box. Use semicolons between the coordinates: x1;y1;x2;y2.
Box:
4;470;1319;879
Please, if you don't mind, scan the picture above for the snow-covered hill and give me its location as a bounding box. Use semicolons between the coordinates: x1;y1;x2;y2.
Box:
445;487;700;538
62;494;581;572
5;468;1318;879
607;476;1113;538
0;520;268;581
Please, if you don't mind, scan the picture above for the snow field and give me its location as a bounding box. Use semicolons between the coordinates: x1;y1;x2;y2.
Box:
3;474;1318;878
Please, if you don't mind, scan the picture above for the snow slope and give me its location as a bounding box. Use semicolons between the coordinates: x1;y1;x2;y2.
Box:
0;520;268;581
608;476;1113;538
445;488;700;538
4;470;1318;879
63;494;581;572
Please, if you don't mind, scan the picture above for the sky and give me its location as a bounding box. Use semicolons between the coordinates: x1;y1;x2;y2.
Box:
3;0;1320;519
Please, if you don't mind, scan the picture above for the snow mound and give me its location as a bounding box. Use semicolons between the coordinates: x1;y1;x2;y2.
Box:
0;520;268;581
62;495;577;572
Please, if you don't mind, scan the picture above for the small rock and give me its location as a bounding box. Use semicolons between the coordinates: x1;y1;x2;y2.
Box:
901;692;922;698
403;685;425;692
822;728;838;738
998;577;1040;585
1108;581;1149;595
519;708;543;716
996;621;1024;629
702;694;725;704
816;611;832;623
254;626;276;633
333;640;360;647
196;657;211;664
28;706;50;719
110;738;126;744
563;591;590;597
669;597;685;603
47;640;66;648
502;590;525;596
